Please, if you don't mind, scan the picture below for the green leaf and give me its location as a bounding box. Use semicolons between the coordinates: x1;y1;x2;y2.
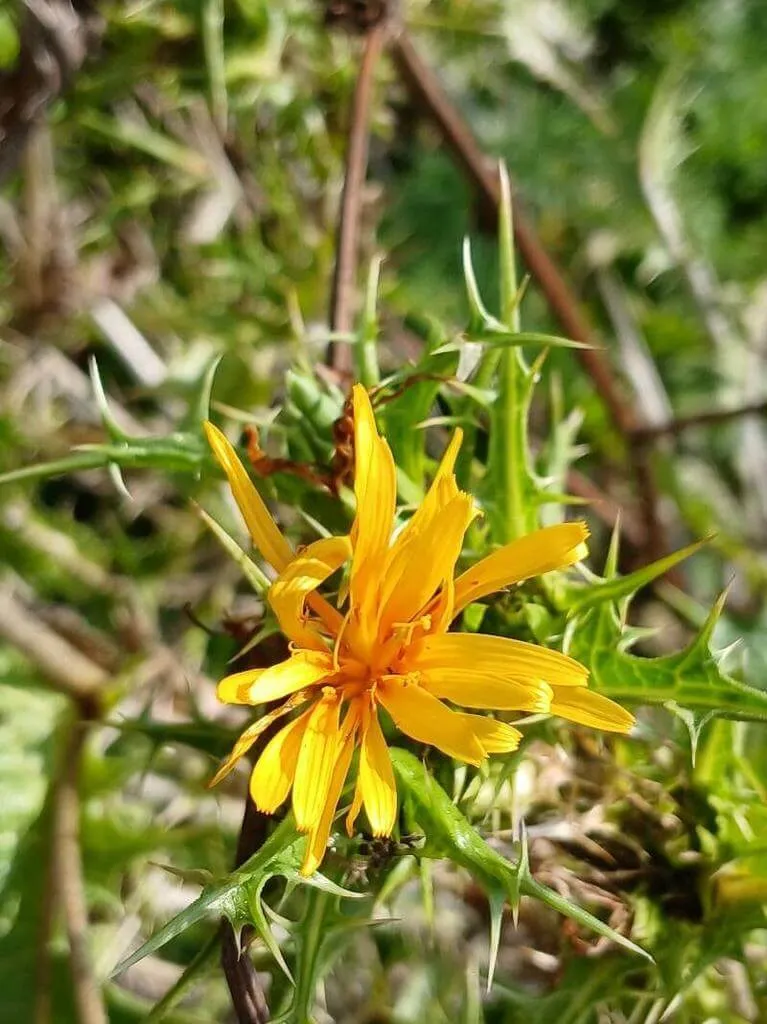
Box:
570;537;710;612
479;330;592;351
144;932;219;1023
0;436;209;488
567;592;767;724
112;816;363;978
284;370;343;464
435;331;592;353
391;749;651;963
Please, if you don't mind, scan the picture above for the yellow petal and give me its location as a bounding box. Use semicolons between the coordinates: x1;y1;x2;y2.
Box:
250;706;313;813
379;492;476;630
204;421;294;572
453;522;589;616
384;429;463;566
292;689;341;832
414;634;588;687
301;715;358;876
425;574;455;637
460;714;522;754
348;385;397;641
217;669;265;705
359;709;397;836
419;669;552;713
268;536;351;648
378;678;486;766
345;774;364;838
208;692;309;787
550;685;635;733
218;650;332;706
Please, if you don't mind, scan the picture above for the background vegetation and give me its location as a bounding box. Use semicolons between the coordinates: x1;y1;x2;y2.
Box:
1;1;767;1022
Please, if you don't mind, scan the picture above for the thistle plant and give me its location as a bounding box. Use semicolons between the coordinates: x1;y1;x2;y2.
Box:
4;157;767;1021
90;173;766;1022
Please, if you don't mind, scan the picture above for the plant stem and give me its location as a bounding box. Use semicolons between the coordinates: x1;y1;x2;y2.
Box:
492;166;526;542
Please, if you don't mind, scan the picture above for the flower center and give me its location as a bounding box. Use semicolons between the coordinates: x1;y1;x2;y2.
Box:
328;609;433;702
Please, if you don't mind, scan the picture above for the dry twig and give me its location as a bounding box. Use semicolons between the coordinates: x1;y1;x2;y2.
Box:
51;721;108;1024
0;589;105;712
327;15;391;372
220;795;272;1023
631;400;767;443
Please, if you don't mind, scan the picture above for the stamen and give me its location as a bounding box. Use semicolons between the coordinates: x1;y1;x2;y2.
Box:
332;609;352;672
391;615;432;645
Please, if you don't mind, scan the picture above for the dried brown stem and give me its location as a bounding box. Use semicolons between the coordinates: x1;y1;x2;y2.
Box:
51;720;108;1024
327;20;389;372
0;589;105;713
631;400;767;443
390;31;666;562
220;800;272;1024
218;641;290;1023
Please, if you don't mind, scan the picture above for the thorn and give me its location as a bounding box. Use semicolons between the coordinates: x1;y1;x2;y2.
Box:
108;461;132;501
193;353;224;424
486;888;505;994
695;583;732;648
605;515;621;578
89;356;129;441
462;236;496;330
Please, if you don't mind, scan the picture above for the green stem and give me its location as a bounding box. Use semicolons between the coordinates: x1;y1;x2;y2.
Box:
355;255;383;389
494;347;526;542
492;163;526;542
292;887;329;1024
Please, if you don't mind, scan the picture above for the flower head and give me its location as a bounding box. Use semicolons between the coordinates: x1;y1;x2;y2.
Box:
205;385;633;874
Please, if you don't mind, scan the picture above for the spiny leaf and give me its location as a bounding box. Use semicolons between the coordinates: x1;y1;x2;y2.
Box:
144;932;219;1023
570;537;710;612
0;435;208;487
436;330;592;353
567;593;767;723
391;748;652;963
248;877;294;983
112;816;363;978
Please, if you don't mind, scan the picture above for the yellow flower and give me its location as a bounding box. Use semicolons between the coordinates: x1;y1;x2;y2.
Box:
205;385;634;875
